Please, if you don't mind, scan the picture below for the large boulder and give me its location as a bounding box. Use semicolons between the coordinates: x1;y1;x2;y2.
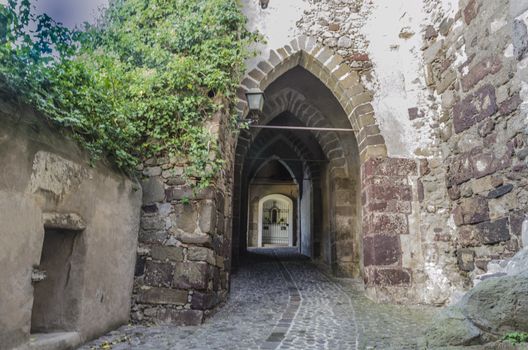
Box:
463;271;528;335
424;248;528;348
425;307;482;347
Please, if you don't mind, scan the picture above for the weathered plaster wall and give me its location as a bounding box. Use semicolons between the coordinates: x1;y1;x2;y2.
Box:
0;95;141;350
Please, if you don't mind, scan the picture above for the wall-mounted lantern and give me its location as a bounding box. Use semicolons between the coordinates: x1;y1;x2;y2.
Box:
259;0;269;10
245;88;265;124
245;88;265;113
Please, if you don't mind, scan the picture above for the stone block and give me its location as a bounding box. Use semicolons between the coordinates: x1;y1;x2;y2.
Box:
459;226;479;247
366;201;412;214
173;262;208;290
257;60;273;74
513;19;528;60
187;247;216;265
137;287;187;305
439;17;454;36
489;191;518;221
448;185;461;200
144;261;174;288
165;186;214;201
191;291;219;310
452;196;489;226
161;167;184;179
212;235;225;256
461;56;502;92
475;218;510;244
470;176;494;195
499;92;522;115
463;0;480;25
424;40;443;64
354;103;374;116
135;256;147;276
142;204;158;214
199;200;216;234
141;177;165;204
470;151;495;179
424;25;437;40
510;210;528;237
166;176;186;186
151;246;184;262
446;153;474;187
141;216;166;231
336;239;354;261
139;230;167;244
172;230;212;246
143;166;162;177
172;203;198;233
212;267;221;291
368;268;411;286
487;184;513;199
363;213;409;236
437;68;457;94
453;84;497;134
417;180;424;202
457;249;475;272
363;235;401;266
156;309;203;326
362;158;417;178
408;107;424;120
364;184;412;202
315;47;333;65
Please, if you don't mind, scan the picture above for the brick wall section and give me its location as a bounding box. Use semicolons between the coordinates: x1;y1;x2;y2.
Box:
423;0;528;280
132;99;235;325
361;157;417;287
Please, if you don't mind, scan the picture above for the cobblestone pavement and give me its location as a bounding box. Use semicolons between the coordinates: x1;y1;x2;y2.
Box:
80;248;438;350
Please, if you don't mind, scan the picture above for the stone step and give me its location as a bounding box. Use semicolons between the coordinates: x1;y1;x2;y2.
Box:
29;332;81;350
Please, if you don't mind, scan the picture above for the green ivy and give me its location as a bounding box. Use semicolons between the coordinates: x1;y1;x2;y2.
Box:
0;0;257;188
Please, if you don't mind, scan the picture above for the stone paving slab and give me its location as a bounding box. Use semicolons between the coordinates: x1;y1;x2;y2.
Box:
79;248;438;350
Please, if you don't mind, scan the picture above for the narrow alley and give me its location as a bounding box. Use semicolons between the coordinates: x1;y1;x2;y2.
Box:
82;249;436;350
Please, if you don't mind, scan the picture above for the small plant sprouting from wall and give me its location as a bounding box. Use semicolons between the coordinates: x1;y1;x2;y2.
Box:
0;0;258;188
503;332;528;345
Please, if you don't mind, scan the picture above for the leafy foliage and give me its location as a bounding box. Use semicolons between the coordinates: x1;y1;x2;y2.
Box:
503;332;528;345
0;0;256;187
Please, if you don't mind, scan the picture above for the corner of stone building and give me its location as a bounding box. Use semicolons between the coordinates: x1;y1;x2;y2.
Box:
132;98;236;325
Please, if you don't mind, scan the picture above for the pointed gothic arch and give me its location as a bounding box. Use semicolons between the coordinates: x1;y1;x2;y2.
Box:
231;36;414;296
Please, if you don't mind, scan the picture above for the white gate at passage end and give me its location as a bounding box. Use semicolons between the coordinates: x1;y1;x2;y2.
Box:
257;194;293;247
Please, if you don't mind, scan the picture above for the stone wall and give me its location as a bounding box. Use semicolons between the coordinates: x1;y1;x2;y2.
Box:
361;158;422;301
0;93;142;350
420;0;528;295
132;98;236;325
239;0;528;305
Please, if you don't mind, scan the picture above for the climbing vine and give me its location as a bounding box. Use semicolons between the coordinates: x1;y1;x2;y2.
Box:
0;0;257;188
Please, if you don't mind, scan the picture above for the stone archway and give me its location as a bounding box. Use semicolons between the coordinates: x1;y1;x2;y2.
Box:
236;35;387;161
232;36;418;301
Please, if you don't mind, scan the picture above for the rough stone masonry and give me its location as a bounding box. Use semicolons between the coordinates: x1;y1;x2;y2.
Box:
132;98;236;325
1;1;527;349
132;0;528;324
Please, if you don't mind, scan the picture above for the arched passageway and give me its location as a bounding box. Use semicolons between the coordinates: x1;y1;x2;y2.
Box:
232;37;389;279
